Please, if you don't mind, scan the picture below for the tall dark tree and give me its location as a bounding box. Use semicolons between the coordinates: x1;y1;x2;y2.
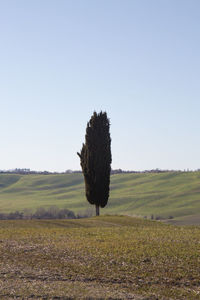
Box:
77;111;112;216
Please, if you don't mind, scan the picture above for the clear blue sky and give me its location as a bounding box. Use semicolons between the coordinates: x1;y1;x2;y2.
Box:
0;0;200;171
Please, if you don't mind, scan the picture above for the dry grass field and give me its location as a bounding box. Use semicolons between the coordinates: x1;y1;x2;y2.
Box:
0;216;199;299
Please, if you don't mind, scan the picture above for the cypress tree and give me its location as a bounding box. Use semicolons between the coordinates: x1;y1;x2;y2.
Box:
77;111;112;216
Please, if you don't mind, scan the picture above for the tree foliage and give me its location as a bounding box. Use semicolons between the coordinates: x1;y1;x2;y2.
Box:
77;111;112;215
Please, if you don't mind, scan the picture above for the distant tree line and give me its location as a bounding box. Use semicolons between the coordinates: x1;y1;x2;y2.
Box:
0;168;82;175
0;168;199;175
111;168;200;174
0;206;96;220
0;206;76;220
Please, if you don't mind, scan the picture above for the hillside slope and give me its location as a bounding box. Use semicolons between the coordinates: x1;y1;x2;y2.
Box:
0;172;200;218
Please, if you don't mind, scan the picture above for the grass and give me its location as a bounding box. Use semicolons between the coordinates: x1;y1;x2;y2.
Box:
0;216;199;299
165;213;200;226
1;172;200;220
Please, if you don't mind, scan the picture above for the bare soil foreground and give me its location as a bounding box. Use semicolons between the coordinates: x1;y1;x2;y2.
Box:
0;216;199;299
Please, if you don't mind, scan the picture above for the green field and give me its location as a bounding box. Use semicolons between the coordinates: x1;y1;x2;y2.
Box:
0;216;199;299
0;172;200;220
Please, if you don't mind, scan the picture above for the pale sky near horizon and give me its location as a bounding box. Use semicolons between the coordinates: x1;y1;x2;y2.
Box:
0;0;200;172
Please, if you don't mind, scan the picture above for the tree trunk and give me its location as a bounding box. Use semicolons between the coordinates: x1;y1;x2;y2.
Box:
96;205;100;216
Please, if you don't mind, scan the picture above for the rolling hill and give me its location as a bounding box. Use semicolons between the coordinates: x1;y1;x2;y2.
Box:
0;171;200;220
